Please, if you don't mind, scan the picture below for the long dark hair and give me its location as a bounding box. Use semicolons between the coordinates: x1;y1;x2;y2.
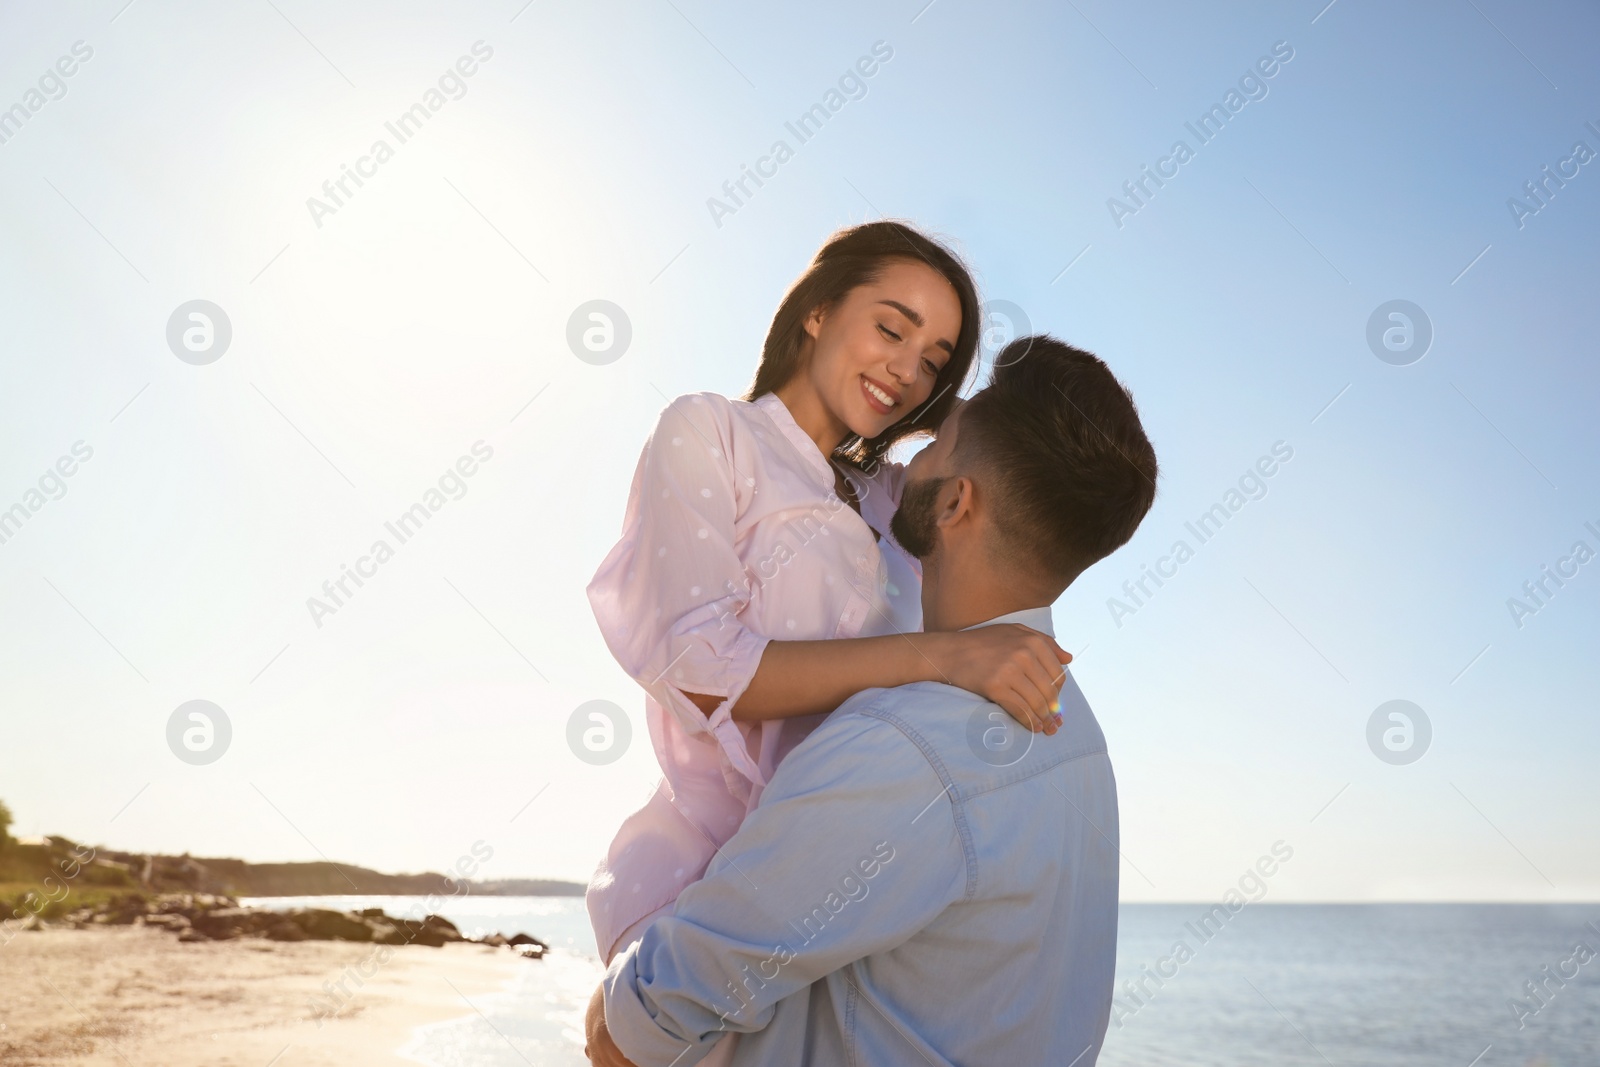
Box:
743;221;981;469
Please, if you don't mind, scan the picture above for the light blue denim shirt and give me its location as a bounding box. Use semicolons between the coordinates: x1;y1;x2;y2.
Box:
603;606;1121;1066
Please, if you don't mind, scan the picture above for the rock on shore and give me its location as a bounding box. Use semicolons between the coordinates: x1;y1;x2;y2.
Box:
27;892;549;958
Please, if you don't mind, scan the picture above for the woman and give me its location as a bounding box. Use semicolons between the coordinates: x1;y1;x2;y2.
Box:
585;222;1071;1037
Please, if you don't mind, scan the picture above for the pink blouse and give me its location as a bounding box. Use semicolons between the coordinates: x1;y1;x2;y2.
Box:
585;390;923;960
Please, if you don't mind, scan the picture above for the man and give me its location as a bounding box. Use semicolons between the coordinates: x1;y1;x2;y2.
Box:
586;335;1159;1066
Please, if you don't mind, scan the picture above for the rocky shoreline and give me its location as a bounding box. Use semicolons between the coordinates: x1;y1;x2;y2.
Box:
9;891;549;958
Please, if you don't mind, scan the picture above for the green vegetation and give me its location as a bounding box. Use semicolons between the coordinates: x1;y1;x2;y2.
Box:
1;830;139;922
3;883;145;921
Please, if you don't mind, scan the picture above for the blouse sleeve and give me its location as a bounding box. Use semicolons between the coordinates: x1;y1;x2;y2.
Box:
586;393;770;784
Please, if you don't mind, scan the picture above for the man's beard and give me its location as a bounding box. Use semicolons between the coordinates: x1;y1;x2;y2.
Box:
889;476;947;560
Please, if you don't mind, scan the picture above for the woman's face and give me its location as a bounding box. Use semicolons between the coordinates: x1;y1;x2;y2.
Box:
800;258;963;443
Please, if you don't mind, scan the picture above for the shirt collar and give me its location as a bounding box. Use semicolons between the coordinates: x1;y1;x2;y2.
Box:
960;605;1056;639
752;392;835;486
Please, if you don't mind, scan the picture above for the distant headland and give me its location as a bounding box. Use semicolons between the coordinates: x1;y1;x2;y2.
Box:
0;804;584;913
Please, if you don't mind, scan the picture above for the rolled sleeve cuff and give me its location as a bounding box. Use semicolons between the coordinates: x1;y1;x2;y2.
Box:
658;626;772;788
603;939;716;1067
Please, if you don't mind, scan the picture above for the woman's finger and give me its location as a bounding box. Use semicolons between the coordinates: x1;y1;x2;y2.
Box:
1035;637;1072;699
1000;685;1056;737
1010;666;1060;735
1038;648;1070;707
1017;634;1066;701
993;689;1047;735
998;649;1056;732
1049;636;1073;665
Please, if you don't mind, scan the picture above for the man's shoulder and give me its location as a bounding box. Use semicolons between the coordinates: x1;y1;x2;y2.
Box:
764;674;1110;810
836;680;985;716
824;681;987;748
755;685;969;801
813;675;1109;789
764;683;985;794
842;673;1103;741
796;684;956;753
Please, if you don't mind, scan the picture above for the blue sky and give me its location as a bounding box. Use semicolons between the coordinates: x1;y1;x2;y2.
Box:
1;0;1595;901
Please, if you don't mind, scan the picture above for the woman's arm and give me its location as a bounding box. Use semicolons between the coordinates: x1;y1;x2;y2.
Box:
681;624;1071;735
592;395;1064;743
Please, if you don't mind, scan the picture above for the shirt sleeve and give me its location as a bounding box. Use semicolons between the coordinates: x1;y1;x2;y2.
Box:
586;393;771;784
601;702;968;1065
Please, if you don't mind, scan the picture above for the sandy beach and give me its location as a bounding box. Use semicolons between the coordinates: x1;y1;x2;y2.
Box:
0;924;524;1066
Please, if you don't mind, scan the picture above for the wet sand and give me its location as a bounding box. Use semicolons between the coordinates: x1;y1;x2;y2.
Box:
0;924;523;1066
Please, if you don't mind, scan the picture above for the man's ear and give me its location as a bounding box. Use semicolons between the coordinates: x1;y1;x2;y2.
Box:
936;476;975;530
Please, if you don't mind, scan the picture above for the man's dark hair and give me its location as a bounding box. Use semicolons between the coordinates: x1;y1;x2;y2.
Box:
954;335;1158;585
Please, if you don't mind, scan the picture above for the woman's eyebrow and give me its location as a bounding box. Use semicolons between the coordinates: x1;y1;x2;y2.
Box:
877;299;954;353
877;299;923;326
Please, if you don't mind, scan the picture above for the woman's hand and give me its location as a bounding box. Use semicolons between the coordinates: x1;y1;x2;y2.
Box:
927;625;1072;735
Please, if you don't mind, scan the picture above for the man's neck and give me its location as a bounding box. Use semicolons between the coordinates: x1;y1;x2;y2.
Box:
921;561;1052;633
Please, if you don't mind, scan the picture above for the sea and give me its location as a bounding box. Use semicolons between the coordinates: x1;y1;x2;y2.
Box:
242;897;1600;1066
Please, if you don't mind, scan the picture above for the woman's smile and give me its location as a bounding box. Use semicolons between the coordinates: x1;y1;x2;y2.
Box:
860;374;901;416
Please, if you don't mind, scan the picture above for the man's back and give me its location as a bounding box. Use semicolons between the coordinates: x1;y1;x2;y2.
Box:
602;610;1121;1066
727;670;1120;1065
